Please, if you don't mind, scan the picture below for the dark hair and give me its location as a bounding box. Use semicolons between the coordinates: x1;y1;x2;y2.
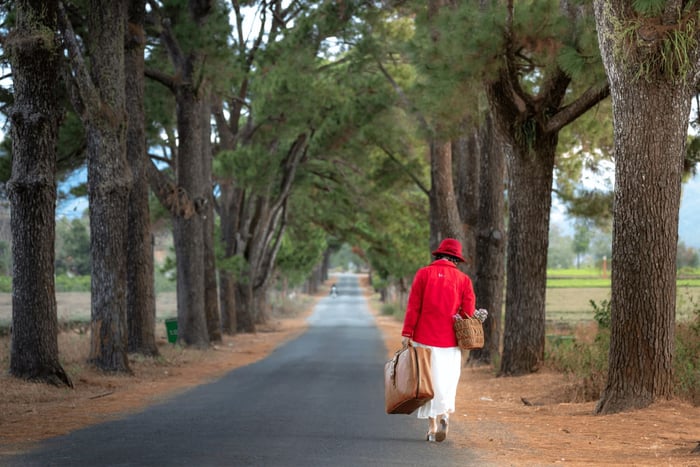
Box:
434;254;460;264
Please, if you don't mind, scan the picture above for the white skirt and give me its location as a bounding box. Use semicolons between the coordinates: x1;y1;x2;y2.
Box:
412;342;462;419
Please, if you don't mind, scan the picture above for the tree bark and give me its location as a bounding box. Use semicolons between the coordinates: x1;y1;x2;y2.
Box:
219;269;237;334
84;0;132;372
498;129;556;375
235;280;255;333
125;0;158;356
152;0;214;348
429;139;465;251
593;0;695;413
7;0;72;387
200;91;221;343
172;84;208;347
453;122;480;277
211;98;240;335
470;114;506;365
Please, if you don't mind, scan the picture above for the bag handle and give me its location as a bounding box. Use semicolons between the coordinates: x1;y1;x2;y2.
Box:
389;341;413;385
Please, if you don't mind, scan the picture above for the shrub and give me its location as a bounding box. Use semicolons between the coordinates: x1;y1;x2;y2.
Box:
0;276;10;293
674;302;700;405
545;299;611;402
55;275;91;292
381;302;398;317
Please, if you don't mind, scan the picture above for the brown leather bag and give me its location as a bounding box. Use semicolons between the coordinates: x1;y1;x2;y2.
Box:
384;343;434;414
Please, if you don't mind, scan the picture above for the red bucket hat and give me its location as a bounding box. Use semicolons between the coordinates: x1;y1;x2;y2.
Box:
432;238;465;263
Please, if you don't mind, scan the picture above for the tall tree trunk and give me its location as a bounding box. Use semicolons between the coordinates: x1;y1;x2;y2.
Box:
593;0;695;413
217;183;240;335
453;122;480;277
7;0;72;387
149;0;214;348
498;133;556;375
484;8;608;373
211;99;240;336
125;0;158;356
172;84;208;347
470;114;505;365
85;0;132;372
200;92;221;343
429;139;465;251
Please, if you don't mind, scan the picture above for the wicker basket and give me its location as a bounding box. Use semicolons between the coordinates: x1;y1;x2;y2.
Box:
454;317;484;350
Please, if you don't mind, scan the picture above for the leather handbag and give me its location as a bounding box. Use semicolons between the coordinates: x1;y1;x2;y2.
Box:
454;316;484;350
384;342;434;414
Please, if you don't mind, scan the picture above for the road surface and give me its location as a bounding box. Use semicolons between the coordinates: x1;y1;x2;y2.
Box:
4;273;483;466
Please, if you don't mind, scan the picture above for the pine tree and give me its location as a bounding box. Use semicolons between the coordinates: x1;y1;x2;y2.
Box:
593;0;700;414
7;0;72;387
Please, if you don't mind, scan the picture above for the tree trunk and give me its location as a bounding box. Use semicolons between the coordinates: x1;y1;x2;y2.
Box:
86;0;132;372
499;132;556;376
125;0;158;356
453;122;480;277
236;280;255;333
211;99;240;336
7;0;72;387
172;84;208;347
147;0;213;348
217;183;241;335
593;0;694;413
219;270;236;334
429;139;465;251
470;114;505;365
200;92;221;343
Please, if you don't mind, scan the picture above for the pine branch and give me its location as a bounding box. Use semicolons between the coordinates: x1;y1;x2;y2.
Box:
546;81;610;133
379;145;430;197
144;68;176;91
56;1;100;118
376;59;429;133
146;158;196;219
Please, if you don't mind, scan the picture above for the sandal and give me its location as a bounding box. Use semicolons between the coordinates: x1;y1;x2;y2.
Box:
426;431;436;442
435;417;448;442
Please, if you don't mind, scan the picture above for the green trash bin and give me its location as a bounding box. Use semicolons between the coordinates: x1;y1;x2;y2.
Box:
165;318;178;344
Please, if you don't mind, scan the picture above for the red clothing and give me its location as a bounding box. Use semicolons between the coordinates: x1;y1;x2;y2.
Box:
401;259;476;347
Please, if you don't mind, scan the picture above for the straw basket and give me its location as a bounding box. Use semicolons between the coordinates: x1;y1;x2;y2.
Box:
454;317;484;350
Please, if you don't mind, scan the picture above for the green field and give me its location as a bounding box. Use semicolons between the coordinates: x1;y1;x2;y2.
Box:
545;285;700;323
542;269;700;323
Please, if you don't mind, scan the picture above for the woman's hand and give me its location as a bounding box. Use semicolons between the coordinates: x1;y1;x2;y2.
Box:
401;337;410;347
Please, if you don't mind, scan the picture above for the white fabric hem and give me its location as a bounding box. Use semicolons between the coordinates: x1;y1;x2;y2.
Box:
412;342;462;419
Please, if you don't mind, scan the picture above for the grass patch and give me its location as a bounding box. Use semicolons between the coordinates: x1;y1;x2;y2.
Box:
380;302;406;321
546;298;700;406
547;278;610;288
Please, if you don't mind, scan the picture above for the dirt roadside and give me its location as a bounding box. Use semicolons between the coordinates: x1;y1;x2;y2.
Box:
1;280;698;466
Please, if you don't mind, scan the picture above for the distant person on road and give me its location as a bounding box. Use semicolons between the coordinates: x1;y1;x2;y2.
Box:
401;238;476;442
330;284;338;297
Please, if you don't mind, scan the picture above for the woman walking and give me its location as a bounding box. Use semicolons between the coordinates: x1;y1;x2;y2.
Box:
401;238;476;442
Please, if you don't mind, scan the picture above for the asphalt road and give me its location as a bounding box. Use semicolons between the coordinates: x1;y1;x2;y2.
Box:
4;273;482;466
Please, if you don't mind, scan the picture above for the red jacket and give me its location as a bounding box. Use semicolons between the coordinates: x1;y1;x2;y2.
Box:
401;259;476;347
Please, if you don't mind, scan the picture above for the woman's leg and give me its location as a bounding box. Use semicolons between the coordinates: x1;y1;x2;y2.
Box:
426;417;437;441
